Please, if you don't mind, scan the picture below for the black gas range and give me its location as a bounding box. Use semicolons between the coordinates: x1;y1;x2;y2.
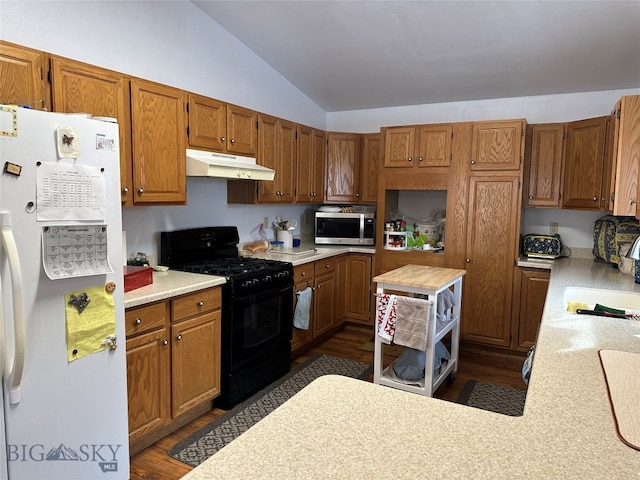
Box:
160;226;294;409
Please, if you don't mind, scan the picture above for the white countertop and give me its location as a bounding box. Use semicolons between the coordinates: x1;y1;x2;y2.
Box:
124;270;225;308
181;256;640;479
251;242;375;266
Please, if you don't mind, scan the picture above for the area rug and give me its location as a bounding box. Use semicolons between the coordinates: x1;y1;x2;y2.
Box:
168;354;373;467
357;341;404;357
456;380;527;416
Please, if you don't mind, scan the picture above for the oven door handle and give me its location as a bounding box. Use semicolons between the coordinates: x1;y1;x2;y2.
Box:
231;282;293;304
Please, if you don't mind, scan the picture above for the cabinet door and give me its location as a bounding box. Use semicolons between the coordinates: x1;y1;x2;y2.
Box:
384;127;415;167
292;278;314;353
187;93;226;152
462;176;520;347
313;272;336;337
126;328;170;443
0;41;48;110
516;268;549;350
326;132;361;203
130;79;186;203
277;118;297;202
346;254;372;324
312;129;326;203
257;114;279;202
360;134;380;203
609;95;640;216
471;120;524;170
525;124;564;207
562;116;607;210
296;125;314;202
50;57;133;205
226;104;257;156
418;124;452;167
171;311;221;417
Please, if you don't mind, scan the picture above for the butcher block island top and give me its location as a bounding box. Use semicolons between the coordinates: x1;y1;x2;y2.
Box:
373;264;466;291
182;257;640;480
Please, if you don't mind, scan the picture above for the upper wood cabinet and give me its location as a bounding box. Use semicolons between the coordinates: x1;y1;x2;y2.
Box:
186;95;257;157
326;132;361;203
470;119;525;171
561;116;608;210
360;133;381;203
0;41;48;110
524;123;565;208
130;79;187;204
606;95;640;216
384;124;452;168
49;57;133;205
256;114;296;202
462;176;521;348
296;125;325;203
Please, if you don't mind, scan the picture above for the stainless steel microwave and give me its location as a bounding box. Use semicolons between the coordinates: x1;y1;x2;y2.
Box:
314;212;375;245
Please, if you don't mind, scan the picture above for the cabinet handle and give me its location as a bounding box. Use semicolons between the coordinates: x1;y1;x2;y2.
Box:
408;156;412;162
137;188;144;195
162;340;168;346
198;300;204;307
418;156;424;162
230;138;235;144
470;160;476;165
355;193;359;197
301;272;306;276
593;196;597;201
316;284;321;289
631;200;637;205
325;264;330;268
122;186;129;193
135;318;142;325
528;195;533;200
465;258;471;263
221;136;225;143
176;334;182;341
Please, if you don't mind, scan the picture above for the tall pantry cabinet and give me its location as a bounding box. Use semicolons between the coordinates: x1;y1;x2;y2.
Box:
462;120;525;347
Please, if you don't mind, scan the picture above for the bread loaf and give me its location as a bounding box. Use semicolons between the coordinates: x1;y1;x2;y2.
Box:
243;240;269;253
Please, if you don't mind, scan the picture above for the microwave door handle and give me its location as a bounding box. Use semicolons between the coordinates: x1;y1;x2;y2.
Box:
1;212;26;405
360;215;365;240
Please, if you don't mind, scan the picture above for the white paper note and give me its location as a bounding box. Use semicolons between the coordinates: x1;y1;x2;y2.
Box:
36;163;106;221
42;225;113;279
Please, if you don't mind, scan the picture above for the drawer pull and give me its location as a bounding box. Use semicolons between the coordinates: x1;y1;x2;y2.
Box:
198;300;204;307
162;340;168;346
176;334;182;341
135;318;142;325
301;272;306;276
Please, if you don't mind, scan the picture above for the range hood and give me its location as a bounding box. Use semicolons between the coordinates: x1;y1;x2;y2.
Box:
186;148;275;181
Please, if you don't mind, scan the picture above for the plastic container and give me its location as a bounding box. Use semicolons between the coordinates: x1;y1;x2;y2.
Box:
270;241;284;251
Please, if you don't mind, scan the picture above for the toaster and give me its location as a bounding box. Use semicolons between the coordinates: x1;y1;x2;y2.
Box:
522;233;563;259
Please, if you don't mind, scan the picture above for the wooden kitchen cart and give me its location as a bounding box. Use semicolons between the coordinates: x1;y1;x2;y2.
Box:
373;265;466;397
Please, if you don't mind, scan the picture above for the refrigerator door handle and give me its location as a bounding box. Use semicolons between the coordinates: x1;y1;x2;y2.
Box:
1;212;25;405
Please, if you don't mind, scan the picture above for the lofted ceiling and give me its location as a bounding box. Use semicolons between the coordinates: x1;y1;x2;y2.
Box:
193;1;640;113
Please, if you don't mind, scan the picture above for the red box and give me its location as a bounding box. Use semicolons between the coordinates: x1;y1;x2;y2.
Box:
124;266;153;292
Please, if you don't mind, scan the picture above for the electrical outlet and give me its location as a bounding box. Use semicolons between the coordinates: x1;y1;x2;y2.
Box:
263;216;269;228
549;222;559;235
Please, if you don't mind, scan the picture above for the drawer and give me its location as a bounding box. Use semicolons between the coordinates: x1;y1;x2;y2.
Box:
315;256;338;276
125;301;168;337
172;287;221;322
294;262;314;283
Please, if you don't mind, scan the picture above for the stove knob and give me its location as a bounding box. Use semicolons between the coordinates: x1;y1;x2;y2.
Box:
264;275;272;283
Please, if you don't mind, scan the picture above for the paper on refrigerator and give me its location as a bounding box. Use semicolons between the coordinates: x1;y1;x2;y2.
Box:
42;225;113;279
36;162;106;221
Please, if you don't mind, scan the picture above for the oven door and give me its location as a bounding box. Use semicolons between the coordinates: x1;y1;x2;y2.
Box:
227;281;293;370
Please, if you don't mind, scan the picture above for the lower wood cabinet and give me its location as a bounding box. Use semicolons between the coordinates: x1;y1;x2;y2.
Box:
512;267;550;351
292;254;373;355
126;286;221;454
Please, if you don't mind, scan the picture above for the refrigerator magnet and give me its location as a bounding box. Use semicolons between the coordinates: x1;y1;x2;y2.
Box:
56;125;80;158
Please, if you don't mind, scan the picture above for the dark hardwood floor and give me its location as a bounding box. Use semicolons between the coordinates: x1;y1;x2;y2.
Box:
129;324;525;480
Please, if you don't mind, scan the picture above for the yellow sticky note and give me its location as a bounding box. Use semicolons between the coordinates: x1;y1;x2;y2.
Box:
65;285;115;361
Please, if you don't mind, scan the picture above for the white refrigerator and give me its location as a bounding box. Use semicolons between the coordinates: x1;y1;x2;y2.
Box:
0;106;129;479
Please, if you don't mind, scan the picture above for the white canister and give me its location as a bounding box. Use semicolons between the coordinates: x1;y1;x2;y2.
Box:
277;230;293;249
417;223;440;243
